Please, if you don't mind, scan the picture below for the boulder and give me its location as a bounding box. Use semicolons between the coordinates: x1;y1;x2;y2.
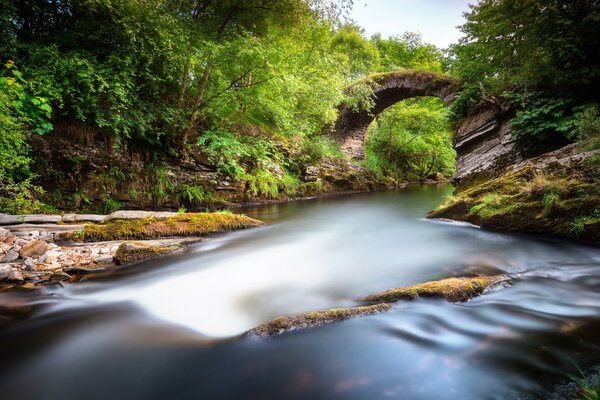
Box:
94;255;114;265
19;240;49;259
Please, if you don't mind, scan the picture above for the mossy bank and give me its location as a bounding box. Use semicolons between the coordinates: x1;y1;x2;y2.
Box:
430;145;600;245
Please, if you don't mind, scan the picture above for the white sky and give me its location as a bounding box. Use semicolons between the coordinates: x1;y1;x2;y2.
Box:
350;0;474;49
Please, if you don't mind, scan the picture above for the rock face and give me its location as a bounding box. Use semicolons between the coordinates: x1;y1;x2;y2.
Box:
453;108;522;185
329;71;460;159
27;133;394;213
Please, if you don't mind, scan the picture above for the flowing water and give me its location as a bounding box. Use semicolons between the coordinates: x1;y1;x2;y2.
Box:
2;186;600;399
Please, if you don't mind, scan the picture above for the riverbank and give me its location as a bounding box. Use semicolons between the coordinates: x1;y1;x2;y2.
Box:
0;211;263;291
429;144;600;246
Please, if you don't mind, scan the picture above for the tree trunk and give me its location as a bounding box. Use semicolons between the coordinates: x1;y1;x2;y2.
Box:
178;59;191;108
180;60;213;158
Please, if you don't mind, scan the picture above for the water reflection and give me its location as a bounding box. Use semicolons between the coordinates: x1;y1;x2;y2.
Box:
1;186;600;399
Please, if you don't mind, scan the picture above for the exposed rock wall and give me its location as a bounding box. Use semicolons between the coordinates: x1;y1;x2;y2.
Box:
27;134;394;213
453;108;522;185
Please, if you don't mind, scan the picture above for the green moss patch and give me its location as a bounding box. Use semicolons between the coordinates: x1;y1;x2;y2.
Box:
359;275;508;304
61;212;264;242
247;303;392;337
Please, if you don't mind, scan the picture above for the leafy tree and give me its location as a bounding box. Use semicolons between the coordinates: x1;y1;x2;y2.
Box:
365;98;455;181
449;0;600;147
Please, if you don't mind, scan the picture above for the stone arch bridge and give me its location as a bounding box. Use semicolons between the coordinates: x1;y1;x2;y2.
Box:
328;71;460;159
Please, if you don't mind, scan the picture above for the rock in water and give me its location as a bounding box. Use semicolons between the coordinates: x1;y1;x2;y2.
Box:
19;240;49;259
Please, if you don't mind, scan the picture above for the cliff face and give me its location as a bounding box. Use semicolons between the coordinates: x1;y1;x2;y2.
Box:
431;107;600;245
453;108;522;186
27;134;395;213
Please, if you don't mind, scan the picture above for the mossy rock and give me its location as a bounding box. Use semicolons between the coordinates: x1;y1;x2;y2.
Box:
359;275;508;304
114;242;181;265
61;212;264;242
246;303;392;337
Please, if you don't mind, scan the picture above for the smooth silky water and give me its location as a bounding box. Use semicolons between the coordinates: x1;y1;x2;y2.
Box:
1;185;600;399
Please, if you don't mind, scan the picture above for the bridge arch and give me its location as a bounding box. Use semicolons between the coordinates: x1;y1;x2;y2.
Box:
330;71;460;159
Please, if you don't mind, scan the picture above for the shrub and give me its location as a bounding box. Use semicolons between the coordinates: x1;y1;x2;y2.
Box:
570;105;600;151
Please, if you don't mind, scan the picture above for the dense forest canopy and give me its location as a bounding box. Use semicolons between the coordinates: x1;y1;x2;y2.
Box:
449;0;600;153
0;0;598;213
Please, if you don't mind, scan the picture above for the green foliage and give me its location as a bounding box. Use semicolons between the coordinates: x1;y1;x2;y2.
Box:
542;188;561;210
302;136;346;164
371;32;444;73
572;208;600;236
148;164;175;204
450;0;600;93
0;60;53;213
246;169;280;199
448;83;484;125
101;196;123;214
330;25;380;78
178;185;212;206
510;95;577;140
570;105;600;151
449;0;600;152
365;98;456;181
577;368;600;400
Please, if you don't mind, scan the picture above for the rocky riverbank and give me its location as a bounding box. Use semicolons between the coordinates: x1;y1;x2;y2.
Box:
0;211;263;291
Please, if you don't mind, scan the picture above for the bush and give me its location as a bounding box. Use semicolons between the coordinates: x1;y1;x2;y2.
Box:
302;136;346;164
0;61;52;213
570;105;600;151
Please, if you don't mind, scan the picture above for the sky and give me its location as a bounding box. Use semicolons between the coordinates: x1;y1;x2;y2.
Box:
350;0;474;49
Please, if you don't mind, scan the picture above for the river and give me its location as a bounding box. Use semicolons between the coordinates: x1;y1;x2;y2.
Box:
1;185;600;399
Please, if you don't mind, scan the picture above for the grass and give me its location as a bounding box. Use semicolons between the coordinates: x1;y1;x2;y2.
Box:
572;208;600;236
61;212;264;242
542;188;561;210
468;192;516;219
359;275;508;303
571;365;600;400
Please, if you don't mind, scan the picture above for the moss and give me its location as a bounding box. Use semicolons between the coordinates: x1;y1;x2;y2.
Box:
366;70;460;89
114;242;177;265
61;212;264;242
247;303;391;337
359;275;508;304
429;156;600;244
